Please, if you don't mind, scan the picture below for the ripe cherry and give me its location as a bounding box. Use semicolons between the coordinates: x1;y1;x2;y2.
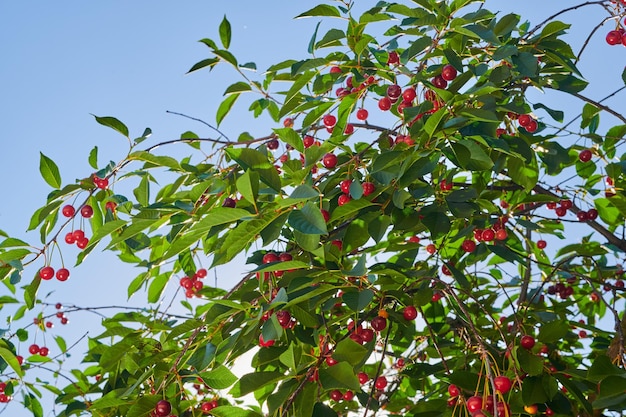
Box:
426;244;437;254
358;372;369;384
607;30;622;45
525;119;538;133
56;268;70;282
39;346;49;357
518;114;532;127
338;194;351;206
520;335;536;350
39;266;55;280
387;84;402;99
263;252;279;264
80;205;94;218
432;75;447;89
64;232;76;244
466;396;483;414
340;179;352;194
494;375;512;394
441;64;457;81
403;305;418;320
276;311;292;328
362;182;375;196
587;208;598;220
323;114;337;127
462;239;476;253
76;237;89;250
402;87;416;102
303;135;315;148
266;139;279;150
579;149;592;162
371;316;387;332
222;197;237;208
94;177;109;189
481;229;495;242
448;384;460;397
329;66;342;74
343;390;354;401
73;229;85;241
378;97;392;111
322;153;338;169
154;400;172;417
61;205;75;217
537;240;547;249
330;389;342;401
374;376;387;390
28;344;40;355
259;334;275;347
321;209;330;223
356;108;369;120
387;51;400;65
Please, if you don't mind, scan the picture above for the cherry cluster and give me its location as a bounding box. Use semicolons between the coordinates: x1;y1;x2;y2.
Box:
178;268;207;298
0;381;12;404
544;199;598;221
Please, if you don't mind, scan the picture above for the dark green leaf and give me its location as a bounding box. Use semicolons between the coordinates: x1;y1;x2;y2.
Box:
319;362;360;390
288;202;328;235
219;15;232;49
92;115;129;137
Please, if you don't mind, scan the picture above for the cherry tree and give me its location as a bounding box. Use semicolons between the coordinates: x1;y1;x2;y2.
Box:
1;1;626;416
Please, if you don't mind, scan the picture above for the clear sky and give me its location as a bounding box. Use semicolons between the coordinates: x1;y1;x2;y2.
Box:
0;1;624;416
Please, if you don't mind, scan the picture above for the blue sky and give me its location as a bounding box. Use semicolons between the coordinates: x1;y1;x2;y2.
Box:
0;1;625;416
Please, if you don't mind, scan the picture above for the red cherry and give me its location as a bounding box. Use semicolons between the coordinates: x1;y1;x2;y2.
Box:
587;208;598;220
276;310;292;328
426;244;437;254
495;229;508;241
39;266;55;280
278;252;292;262
263;252;279;264
340;179;352;194
579;149;592;162
537;240;547;249
323;114;337;127
56;268;70;282
39;346;49;357
555;206;567;217
356;108;369;120
196;268;207;278
362;182;375;196
402;87;416;102
441;64;458;81
16;355;23;365
607;30;622;45
525;119;538;133
374;376;387;390
577;211;589;221
45;321;53;329
448;384;460;397
322;153;338;169
343;390;354;401
193;280;203;291
321;209;330;223
95;177;109;189
266;139;279;150
462;239;476;253
201;401;215;414
76;237;89;250
61;317;69;325
61;205;75;217
330;389;342;401
73;229;85;241
303;135;315;148
28;344;40;355
338;194;351;206
370;316;387;332
466;396;483;414
64;232;76;244
259;334;275;347
329;66;342;74
358;372;369;384
494;375;512;394
481;229;495;242
518;114;532;127
378;97;392;111
80;205;94;218
403;306;418;320
387;51;400;65
387;84;402;98
154;400;172;417
520;335;536;349
432;75;447;89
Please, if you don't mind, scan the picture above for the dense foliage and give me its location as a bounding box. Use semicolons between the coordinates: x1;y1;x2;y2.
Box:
2;1;626;416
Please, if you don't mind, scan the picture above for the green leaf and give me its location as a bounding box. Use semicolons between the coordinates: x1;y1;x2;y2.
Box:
296;5;341;18
225;81;252;95
517;349;544;377
133;175;150;207
24;393;44;417
0;346;24;377
588;355;626;382
538;320;569;343
201;365;238;389
39;152;62;189
24;275;41;310
236;170;259;206
421;210;451;240
225;148;281;191
88;146;98;169
319;362;360;391
187;57;220;74
188;343;216;372
230;371;285;397
308;21;321;54
219;15;232;49
508;156;538;191
333;338;369;366
211;406;263;417
92;115;129;137
288;202;328;235
216;93;240;126
533;102;564;122
147;272;169;303
342;288;374;311
522;376;549;404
